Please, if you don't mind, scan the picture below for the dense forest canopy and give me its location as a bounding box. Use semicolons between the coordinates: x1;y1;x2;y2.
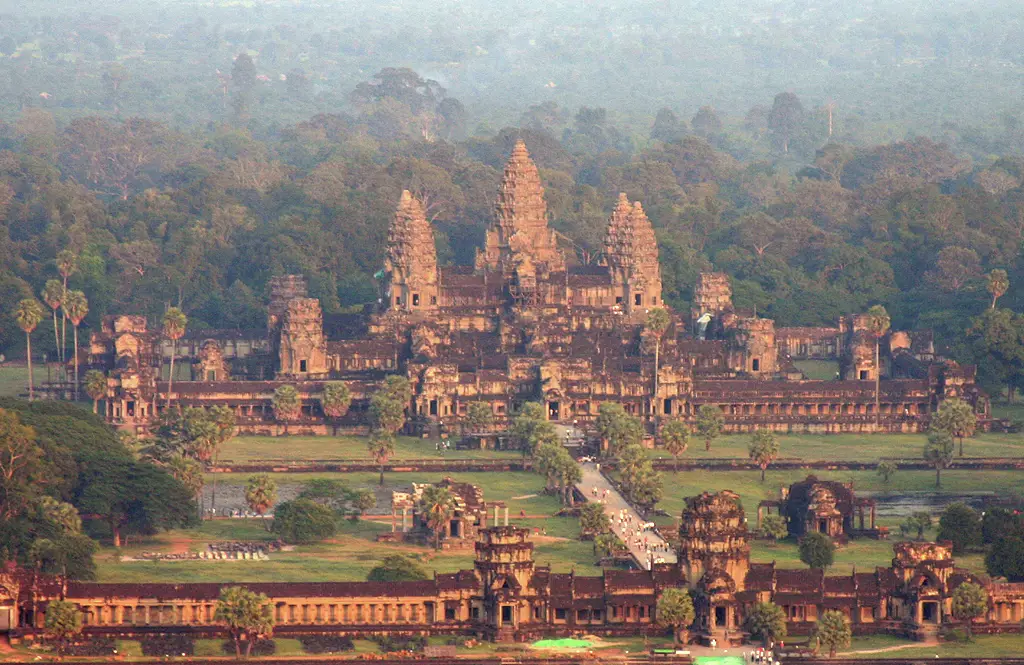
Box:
0;0;1023;399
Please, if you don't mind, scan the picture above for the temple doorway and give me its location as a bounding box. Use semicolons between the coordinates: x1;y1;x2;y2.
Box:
922;601;939;623
548;401;560;420
450;519;460;538
500;605;513;625
714;606;727;627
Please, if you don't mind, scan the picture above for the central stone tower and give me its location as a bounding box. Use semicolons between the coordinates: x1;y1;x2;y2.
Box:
385;190;439;313
604;193;663;314
476;141;565;278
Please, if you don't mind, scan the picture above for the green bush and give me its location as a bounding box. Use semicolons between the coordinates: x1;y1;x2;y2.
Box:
271;498;337;544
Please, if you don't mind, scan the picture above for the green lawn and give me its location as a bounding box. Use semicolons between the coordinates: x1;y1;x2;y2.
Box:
219;434;521;462
843;633;1024;658
0;364;28;397
650;431;1024;462
793;359;840;380
97;471;600;584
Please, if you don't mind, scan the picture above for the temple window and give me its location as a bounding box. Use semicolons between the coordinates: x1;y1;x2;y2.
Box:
615;297;623;304
300;360;307;372
752;358;760;371
554;608;567;621
533;606;542;620
860;370;869;380
395;297;402;306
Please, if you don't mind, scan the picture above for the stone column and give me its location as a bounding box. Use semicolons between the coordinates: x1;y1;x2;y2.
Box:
504;506;510;526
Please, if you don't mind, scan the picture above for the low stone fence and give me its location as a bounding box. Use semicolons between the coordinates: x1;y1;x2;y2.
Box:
209;456;1024;474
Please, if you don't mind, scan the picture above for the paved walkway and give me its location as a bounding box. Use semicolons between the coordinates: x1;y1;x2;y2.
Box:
577;460;677;570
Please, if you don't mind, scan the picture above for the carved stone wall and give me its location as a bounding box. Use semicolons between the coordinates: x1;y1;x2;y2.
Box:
279;298;328;378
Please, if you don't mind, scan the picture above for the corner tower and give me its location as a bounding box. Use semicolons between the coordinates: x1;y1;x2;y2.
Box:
476;141;565;276
385;190;439;313
603;193;663;314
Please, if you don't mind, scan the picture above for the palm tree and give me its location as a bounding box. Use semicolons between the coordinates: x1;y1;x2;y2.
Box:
320;382;352;435
368;430;395;485
644;308;671;420
62;290;88;401
245;474;278;528
162;307;187;409
418;485;455;550
865;305;891;428
84;370;107;414
987;269;1009;309
272;384;301;433
14;299;44;400
56;250;77;372
41;279;64;370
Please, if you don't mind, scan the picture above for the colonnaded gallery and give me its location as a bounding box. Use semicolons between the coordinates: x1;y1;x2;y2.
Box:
87;141;987;436
2;491;1023;643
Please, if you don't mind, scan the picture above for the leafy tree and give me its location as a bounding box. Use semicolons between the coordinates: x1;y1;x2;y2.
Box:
367;430;395;485
748;429;779;482
245;474;278;526
74;453;197;547
62;290;88;401
595;402;643;456
617;443;663;510
864;305;890;427
650;108;684;143
230;54;258;123
799;531;836;569
167;454;204;509
660;419;689;471
768;92;805;154
464;401;494;434
986;269;1009;309
981;507;1023;545
932;398;977;456
298;478;350;509
924;430;955;488
950;582;988;639
215;586;274;659
579;502;610;539
29;533;96;582
759;514;788;543
985;535;1024;581
695;404;724;451
55;251;77;362
593;532;623;558
272;385;302;426
900;512;932;540
938;503;982;554
207;405;235;515
44;599;82;655
367;554;429;582
745;601;787;648
369;389;406;435
963;308;1024;400
84;370;106;414
815;610;852;657
320;382;352;433
418;485;455;550
656;587;695;644
162;307;187;408
509;402;555;455
691;106;723;138
271;498;336;544
350;488;376;521
14;299;44;400
876;460;898;485
0;408;44;520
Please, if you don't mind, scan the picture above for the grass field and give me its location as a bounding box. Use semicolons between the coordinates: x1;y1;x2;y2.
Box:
0;364;28;397
792;359;840;380
842;634;1024;658
219;434;521;462
649;431;1024;462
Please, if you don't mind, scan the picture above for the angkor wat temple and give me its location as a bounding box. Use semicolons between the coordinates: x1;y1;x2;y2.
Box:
3;492;1022;644
89;141;986;435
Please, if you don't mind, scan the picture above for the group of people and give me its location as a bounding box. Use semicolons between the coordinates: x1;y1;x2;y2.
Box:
746;646;780;665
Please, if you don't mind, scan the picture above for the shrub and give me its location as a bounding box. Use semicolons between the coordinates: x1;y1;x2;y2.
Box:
271;498;337;544
299;635;355;654
222;639;276;656
371;635;427;652
63;637;116;656
141;635;194;657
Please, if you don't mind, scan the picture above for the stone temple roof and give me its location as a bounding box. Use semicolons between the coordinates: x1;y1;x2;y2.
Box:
386;190;437;285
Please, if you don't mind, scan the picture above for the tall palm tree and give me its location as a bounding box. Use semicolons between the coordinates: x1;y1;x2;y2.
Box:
865;305;891;428
162;307;187;409
644;307;671;420
84;370;107;414
55;250;77;373
62;290;88;401
41;280;64;369
14;299;44;400
418;485;455;550
987;269;1009;309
